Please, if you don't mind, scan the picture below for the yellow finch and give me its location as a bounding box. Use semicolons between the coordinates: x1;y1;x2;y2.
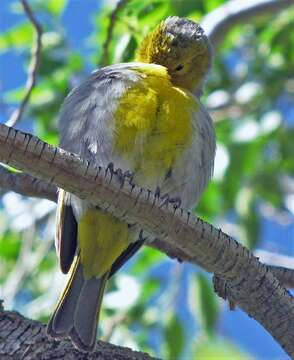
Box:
47;16;215;351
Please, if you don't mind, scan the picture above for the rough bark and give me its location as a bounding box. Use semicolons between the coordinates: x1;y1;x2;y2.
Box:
0;165;57;202
2;164;294;289
0;124;294;357
1;1;294;357
0;309;157;360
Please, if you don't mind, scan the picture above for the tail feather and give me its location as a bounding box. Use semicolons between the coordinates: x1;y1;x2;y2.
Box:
47;256;83;338
47;256;108;351
71;272;108;351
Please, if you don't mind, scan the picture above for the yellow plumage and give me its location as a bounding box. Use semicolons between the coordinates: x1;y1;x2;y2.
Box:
114;64;196;180
47;16;215;352
79;210;129;279
79;64;196;280
78;65;196;281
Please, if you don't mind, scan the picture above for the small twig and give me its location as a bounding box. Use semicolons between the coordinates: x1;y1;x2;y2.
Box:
6;0;43;127
100;0;129;67
101;313;127;343
2;205;55;308
2;225;35;307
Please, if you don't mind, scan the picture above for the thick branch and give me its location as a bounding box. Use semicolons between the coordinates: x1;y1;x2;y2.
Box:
6;0;43;127
2;165;294;290
270;266;294;289
0;124;294;357
202;0;294;47
255;250;294;288
0;309;156;359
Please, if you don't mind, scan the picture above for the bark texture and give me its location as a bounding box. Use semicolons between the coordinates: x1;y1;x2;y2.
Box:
0;165;57;202
1;0;294;358
0;309;157;359
0;124;294;357
2;164;294;289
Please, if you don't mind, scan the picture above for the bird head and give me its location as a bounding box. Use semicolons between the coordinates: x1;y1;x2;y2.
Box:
136;16;212;93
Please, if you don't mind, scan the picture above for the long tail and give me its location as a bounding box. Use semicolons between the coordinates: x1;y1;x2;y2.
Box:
47;255;108;351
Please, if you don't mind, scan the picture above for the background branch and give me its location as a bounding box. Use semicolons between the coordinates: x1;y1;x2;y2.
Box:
100;0;130;66
0;165;57;202
6;0;43;127
0;123;294;357
201;0;294;47
0;1;293;357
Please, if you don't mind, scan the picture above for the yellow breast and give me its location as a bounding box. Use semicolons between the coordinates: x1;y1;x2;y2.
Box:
113;64;197;183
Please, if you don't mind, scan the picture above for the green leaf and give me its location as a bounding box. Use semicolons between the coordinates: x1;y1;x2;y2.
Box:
204;0;226;13
236;187;260;249
67;53;84;72
139;278;161;301
5;83;56;107
0;231;21;259
171;0;204;16
124;0;170;24
195;338;252;360
4;87;25;103
31;87;55;106
193;273;219;336
164;313;185;360
242;206;260;249
0;22;33;50
38;250;56;272
46;0;68;15
130;247;165;276
42;131;59;146
196;181;222;221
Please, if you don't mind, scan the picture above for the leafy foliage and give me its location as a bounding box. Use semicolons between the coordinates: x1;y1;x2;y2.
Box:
0;0;293;358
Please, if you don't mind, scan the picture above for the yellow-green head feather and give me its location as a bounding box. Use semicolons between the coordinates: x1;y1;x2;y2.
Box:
136;17;212;92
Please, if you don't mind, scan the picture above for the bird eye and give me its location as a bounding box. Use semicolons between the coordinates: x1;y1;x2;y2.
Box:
175;64;184;71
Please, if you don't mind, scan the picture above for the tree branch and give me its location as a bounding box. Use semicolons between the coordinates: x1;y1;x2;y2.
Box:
1;1;293;357
201;0;294;48
6;0;43;127
0;123;294;357
2;164;294;290
0;309;157;359
255;250;294;288
0;165;57;202
100;0;130;67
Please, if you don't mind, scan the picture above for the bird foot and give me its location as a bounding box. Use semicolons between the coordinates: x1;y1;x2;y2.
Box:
106;162;115;178
106;164;135;188
123;170;135;188
155;186;182;209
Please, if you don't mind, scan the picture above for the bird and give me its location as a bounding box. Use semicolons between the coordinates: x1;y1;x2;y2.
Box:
47;16;216;352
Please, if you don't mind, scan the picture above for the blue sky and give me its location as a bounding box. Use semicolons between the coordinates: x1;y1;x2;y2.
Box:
0;1;293;359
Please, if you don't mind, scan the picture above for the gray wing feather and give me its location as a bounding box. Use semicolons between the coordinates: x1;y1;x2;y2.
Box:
59;64;142;167
58;63;215;213
58;64;143;220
